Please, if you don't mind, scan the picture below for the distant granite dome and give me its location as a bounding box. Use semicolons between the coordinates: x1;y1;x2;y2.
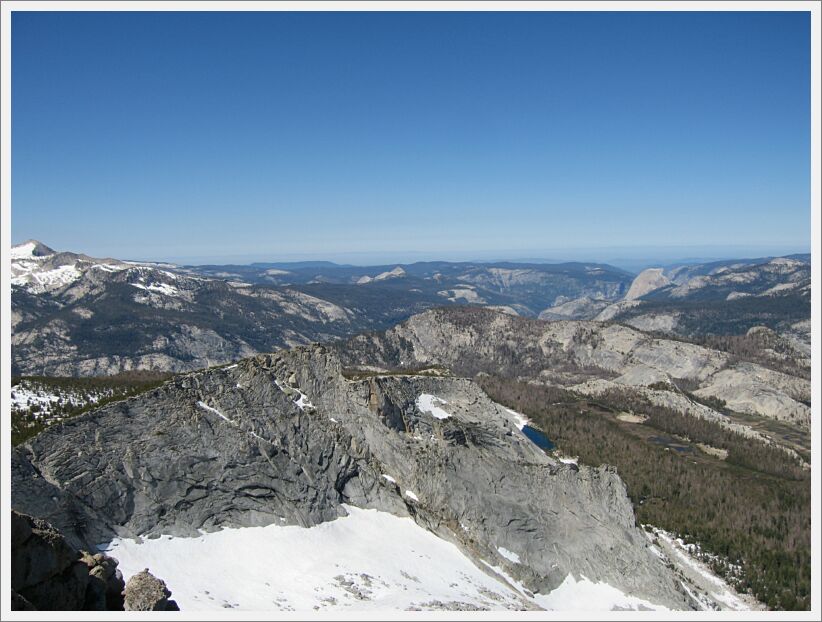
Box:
624;268;670;300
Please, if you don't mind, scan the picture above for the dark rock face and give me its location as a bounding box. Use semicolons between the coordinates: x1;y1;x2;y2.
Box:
12;345;694;609
10;511;125;611
10;591;36;610
123;570;179;611
81;551;126;610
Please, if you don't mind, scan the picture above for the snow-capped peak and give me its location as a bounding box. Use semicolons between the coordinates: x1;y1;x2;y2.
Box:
10;240;55;260
10;241;85;293
11;241;132;294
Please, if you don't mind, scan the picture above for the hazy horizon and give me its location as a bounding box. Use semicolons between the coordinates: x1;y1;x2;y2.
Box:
11;236;810;273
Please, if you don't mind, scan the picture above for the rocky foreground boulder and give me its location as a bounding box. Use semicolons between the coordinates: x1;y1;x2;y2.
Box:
12;343;696;610
11;510;124;610
123;570;179;611
10;510;175;611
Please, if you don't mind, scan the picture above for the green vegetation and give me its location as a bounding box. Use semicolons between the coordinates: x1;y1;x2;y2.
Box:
11;371;173;447
592;386;807;479
477;376;811;611
695;330;807;369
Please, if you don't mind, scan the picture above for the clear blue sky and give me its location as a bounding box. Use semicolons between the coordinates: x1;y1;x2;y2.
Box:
11;11;811;264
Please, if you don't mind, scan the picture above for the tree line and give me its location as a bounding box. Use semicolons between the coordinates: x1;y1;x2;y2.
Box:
476;375;811;611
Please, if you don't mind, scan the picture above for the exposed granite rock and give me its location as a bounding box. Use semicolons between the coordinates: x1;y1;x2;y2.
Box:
338;307;810;429
123;570;179;611
624;268;670;300
12;345;694;609
538;295;612;320
693;363;810;427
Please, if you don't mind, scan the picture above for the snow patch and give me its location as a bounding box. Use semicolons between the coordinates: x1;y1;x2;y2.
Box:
381;474;397;484
11;386;63;410
12;263;82;292
497;547;521;564
479;560;531;599
11;381;116;424
649;527;750;610
477;560;663;611
10;241;39;259
131;282;180;296
294;388;313;411
274;379;314;411
197;401;233;424
404;490;419;502
416;394;451;420
534;574;668;611
504;407;529;430
91;263;127;273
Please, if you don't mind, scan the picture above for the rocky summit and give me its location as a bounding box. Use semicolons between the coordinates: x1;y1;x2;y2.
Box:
11;343;692;610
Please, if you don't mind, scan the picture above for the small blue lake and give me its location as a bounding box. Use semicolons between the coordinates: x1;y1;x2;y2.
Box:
649;435;694;454
522;425;555;451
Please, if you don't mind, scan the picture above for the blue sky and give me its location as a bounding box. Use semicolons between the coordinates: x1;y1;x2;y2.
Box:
11;10;811;264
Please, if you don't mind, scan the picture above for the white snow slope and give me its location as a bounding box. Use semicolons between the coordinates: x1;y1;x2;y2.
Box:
101;505;667;612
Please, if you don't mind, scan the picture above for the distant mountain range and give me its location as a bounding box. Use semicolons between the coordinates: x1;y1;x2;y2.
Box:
589;255;811;343
10;240;810;376
10;240;629;375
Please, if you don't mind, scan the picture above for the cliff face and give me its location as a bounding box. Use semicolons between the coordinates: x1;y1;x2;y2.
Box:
12;344;690;609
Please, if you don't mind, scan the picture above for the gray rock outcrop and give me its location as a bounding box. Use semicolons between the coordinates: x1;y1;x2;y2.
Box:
12;344;694;609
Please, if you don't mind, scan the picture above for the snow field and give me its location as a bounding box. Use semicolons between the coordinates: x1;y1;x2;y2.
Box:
103;506;672;612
